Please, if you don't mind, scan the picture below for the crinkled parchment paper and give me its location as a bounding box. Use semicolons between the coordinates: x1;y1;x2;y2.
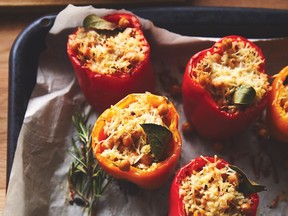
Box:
4;4;288;216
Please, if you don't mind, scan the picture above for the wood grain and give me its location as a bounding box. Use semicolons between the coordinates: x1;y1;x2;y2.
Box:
0;0;287;9
0;0;184;7
0;2;287;215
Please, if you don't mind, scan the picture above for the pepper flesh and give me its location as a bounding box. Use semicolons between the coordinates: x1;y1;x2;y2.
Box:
67;13;155;113
267;66;288;143
91;93;182;189
182;35;269;140
169;156;259;216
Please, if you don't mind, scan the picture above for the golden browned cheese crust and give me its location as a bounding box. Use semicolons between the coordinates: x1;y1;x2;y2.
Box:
192;38;269;114
68;27;148;75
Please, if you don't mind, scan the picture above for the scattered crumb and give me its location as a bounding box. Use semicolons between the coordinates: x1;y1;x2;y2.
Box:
181;121;194;135
170;84;182;98
269;191;287;209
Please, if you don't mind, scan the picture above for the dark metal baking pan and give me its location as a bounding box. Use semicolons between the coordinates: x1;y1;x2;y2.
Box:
8;6;288;186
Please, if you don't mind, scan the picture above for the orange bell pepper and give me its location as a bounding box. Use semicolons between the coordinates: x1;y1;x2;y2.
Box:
91;93;182;189
267;66;288;143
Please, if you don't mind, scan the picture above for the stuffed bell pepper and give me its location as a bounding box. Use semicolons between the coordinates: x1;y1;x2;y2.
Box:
266;66;288;143
169;156;266;216
67;13;155;113
91;92;182;189
182;35;270;140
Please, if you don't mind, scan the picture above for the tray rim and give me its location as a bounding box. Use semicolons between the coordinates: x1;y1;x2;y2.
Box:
7;5;288;188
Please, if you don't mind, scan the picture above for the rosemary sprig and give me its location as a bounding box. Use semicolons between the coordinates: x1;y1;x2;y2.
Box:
68;113;111;215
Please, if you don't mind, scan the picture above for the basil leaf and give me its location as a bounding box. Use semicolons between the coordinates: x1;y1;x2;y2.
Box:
229;165;267;195
140;123;172;162
233;85;256;105
83;14;117;30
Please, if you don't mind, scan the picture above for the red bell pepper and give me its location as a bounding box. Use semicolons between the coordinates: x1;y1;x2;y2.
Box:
91;93;182;189
266;66;288;143
169;156;261;216
182;35;270;140
67;13;155;113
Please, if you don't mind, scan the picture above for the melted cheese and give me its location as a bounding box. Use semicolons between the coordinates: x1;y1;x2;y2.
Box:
179;156;252;216
100;93;167;170
278;84;288;115
193;37;269;113
69;27;148;75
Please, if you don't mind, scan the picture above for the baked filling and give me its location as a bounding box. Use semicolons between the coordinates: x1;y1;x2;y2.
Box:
278;78;288;115
68;27;148;75
98;93;171;171
179;156;253;216
192;37;269;114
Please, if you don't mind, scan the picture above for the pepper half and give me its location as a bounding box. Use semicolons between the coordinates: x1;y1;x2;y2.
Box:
266;66;288;143
67;13;155;113
169;156;260;216
182;35;270;140
91;92;182;189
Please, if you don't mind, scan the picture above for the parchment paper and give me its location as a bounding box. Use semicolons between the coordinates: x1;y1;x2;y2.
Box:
4;4;288;216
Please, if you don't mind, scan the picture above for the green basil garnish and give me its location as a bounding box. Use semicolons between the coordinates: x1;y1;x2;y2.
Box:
140;123;172;162
83;14;117;30
233;85;256;105
229;165;267;195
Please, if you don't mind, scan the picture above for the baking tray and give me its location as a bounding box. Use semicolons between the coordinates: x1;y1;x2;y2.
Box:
7;5;288;210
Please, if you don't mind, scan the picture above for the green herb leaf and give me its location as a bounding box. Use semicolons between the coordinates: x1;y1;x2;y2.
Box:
229;165;267;195
140;123;172;162
83;14;117;30
233;85;256;105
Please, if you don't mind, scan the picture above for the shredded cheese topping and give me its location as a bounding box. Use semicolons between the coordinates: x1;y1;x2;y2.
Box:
99;93;169;170
278;81;288;116
192;37;269;114
180;156;252;216
69;27;148;75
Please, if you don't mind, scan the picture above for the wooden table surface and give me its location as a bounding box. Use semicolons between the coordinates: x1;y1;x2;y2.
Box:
0;1;288;215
